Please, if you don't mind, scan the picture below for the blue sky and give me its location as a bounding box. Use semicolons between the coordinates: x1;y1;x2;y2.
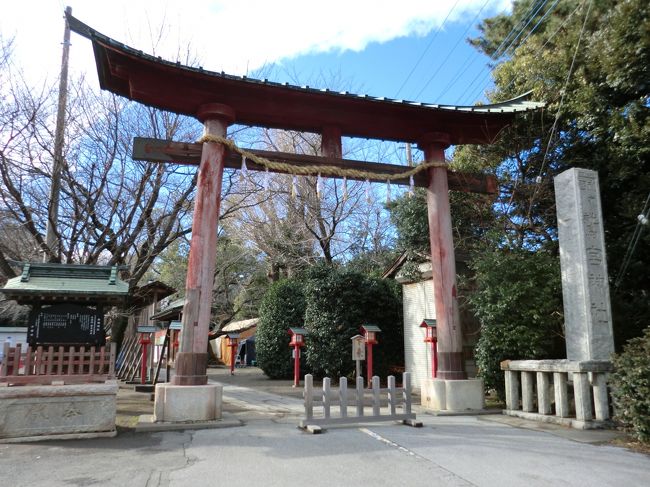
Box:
272;19;501;106
2;1;511;106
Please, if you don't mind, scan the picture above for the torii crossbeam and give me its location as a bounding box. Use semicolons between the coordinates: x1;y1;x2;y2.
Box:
69;13;543;388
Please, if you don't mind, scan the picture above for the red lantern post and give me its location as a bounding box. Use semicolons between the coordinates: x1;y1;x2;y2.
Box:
137;326;157;385
360;325;381;387
289;328;308;387
420;319;438;378
227;333;240;375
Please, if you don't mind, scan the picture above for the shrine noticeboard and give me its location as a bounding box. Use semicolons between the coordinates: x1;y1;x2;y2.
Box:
28;303;105;346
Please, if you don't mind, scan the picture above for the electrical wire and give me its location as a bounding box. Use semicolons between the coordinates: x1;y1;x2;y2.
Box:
394;0;461;99
414;0;492;100
491;0;585;100
534;0;592;182
454;0;549;102
614;192;650;289
458;0;557;104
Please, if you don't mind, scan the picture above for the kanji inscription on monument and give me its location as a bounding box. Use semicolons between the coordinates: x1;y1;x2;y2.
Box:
554;168;614;361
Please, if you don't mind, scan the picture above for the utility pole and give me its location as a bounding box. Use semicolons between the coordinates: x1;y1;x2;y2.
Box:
405;142;413;166
44;6;71;263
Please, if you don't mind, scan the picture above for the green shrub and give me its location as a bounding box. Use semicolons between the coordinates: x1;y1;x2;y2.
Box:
256;279;306;379
303;265;403;379
611;327;650;443
468;249;564;399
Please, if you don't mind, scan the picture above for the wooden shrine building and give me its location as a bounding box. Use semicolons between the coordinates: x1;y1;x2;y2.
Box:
67;12;543;397
2;262;129;347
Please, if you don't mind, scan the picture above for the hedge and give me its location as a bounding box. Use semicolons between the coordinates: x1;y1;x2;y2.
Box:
256;279;306;379
611;327;650;443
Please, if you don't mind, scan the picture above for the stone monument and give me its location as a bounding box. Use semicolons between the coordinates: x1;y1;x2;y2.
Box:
554;168;615;360
499;169;615;430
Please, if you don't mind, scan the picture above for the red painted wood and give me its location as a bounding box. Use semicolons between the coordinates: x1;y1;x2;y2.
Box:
47;346;55;375
293;345;300;387
132;137;498;194
321;125;342;158
89;346;96;375
12;344;21;376
177;112;231;384
0;345;115;385
423;136;466;380
179;122;228;360
57;346;64;375
83;34;517;145
366;343;374;388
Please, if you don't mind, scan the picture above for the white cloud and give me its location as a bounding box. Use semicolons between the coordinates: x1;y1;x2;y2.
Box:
1;0;510;86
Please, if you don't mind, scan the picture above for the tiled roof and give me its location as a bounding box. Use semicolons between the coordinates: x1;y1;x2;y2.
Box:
67;13;545;146
2;262;129;304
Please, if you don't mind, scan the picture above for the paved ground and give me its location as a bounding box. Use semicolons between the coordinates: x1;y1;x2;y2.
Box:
2;366;649;486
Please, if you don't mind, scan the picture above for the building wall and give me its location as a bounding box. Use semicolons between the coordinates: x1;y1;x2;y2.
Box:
214;327;256;366
403;278;478;390
403;281;435;390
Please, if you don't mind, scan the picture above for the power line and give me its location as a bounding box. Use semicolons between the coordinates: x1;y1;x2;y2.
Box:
615;192;650;290
458;0;550;101
458;0;557;104
414;0;492;100
393;0;461;99
491;0;585;100
523;0;592;227
534;0;592;181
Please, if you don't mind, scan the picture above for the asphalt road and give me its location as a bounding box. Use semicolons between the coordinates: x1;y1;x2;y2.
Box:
1;371;649;486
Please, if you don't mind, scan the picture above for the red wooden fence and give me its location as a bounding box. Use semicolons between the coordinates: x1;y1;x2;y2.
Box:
0;342;116;386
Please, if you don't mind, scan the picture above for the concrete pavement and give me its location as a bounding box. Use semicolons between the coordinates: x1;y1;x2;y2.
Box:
1;369;649;486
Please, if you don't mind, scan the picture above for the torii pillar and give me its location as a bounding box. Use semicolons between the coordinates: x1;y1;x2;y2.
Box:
153;103;233;423
419;132;485;412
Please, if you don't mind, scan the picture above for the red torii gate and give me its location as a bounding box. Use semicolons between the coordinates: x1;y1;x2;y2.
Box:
69;14;543;387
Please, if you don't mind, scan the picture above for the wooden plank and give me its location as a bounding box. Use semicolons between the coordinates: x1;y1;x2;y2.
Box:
57;346;64;375
89;346;96;375
0;342;9;376
153;331;169;384
117;335;136;376
46;346;54;375
12;344;21;376
0;374;109;386
132;137;497;194
99;345;106;375
36;346;44;375
67;346;74;375
79;346;86;374
24;346;33;376
56;346;64;375
108;342;116;378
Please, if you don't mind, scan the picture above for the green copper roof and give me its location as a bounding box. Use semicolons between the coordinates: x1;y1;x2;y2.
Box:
2;262;129;304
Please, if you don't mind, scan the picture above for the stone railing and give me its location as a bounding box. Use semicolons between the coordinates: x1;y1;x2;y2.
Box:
501;359;613;429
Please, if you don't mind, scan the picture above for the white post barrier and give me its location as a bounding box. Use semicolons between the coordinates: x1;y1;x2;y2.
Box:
300;371;420;430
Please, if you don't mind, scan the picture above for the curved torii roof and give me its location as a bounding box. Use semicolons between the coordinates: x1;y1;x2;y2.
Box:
68;14;544;146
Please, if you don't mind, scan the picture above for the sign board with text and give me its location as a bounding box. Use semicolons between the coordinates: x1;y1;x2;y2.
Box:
28;303;105;346
351;335;366;361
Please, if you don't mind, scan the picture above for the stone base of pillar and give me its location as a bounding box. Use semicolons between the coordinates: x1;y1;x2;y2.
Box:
153;383;222;422
421;378;485;412
172;352;208;385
